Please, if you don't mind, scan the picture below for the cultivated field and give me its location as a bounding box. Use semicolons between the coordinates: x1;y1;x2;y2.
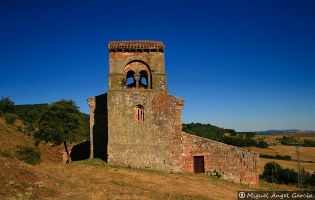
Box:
254;133;315;145
247;134;315;174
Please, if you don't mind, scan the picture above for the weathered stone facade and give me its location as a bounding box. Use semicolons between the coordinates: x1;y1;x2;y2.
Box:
88;41;259;187
181;133;259;186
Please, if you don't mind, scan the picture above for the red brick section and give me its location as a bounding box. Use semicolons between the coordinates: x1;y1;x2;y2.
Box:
168;95;185;172
181;133;259;187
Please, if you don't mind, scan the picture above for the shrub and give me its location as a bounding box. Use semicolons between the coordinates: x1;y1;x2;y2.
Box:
16;146;41;165
262;162;315;186
260;154;291;160
209;169;223;178
238;132;256;138
280;136;291;145
303;139;315;147
0;96;15;115
261;161;282;183
257;140;269;148
280;168;298;184
275;155;291;160
17;125;23;132
3;113;18;124
221;136;257;147
306;172;315;186
0;149;12;158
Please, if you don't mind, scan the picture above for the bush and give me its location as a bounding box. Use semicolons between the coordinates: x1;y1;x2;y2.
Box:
303;139;315;147
261;161;313;185
306;172;315;186
0;149;12;158
3;113;18;124
0;96;15;115
16;146;41;165
257;140;269;148
222;136;257;147
238;132;256;138
280;168;298;184
209;169;223;178
260;154;291;160
280;136;291;145
261;161;283;183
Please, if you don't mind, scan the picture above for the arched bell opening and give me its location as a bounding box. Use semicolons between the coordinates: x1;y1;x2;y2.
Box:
126;70;136;88
124;61;152;89
139;70;148;89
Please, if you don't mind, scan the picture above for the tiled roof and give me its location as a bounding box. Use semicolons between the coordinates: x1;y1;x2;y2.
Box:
108;41;164;51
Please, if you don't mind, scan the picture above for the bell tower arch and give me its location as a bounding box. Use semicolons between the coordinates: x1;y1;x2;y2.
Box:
124;61;152;89
108;41;166;91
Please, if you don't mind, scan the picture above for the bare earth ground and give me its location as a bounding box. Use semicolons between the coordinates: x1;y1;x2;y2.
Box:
0;118;299;200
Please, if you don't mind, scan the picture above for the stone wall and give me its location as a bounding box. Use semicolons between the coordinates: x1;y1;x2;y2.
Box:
87;93;108;161
181;132;259;187
108;90;170;171
107;88;185;172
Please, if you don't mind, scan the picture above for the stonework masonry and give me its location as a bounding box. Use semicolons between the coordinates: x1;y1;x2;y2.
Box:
87;40;259;187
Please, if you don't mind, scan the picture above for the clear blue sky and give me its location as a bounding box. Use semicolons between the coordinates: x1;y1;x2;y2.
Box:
1;0;314;131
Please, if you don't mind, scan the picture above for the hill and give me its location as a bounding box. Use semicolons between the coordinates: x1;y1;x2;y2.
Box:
256;130;315;135
0;117;299;200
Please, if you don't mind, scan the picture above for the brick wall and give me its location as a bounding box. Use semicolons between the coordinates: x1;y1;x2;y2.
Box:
181;133;259;187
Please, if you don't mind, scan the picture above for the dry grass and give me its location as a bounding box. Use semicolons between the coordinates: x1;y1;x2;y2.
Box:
0;157;299;200
247;145;315;163
0;118;33;151
0;118;301;199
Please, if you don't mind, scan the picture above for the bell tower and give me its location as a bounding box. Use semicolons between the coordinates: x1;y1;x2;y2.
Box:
107;41;180;170
108;41;166;91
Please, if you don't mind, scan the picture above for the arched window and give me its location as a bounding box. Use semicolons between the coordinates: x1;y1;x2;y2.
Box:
139;70;148;89
134;105;144;122
126;70;136;88
124;61;151;89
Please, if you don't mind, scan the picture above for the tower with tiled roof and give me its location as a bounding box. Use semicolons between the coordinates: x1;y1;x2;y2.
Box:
106;40;184;171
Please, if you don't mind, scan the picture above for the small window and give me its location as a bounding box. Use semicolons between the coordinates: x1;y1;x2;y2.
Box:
134;105;144;122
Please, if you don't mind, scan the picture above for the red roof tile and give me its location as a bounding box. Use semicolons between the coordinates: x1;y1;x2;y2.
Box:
108;41;164;51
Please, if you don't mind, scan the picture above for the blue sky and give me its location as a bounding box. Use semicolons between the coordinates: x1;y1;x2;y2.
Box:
0;0;314;131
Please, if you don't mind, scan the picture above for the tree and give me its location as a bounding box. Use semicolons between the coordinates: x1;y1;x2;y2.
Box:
0;96;15;115
34;100;80;163
261;161;282;183
257;140;269;148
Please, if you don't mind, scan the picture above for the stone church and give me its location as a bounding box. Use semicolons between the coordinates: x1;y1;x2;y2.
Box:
87;41;259;187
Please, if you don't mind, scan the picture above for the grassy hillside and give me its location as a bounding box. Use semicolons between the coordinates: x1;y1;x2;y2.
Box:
0;118;301;200
1;156;299;200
